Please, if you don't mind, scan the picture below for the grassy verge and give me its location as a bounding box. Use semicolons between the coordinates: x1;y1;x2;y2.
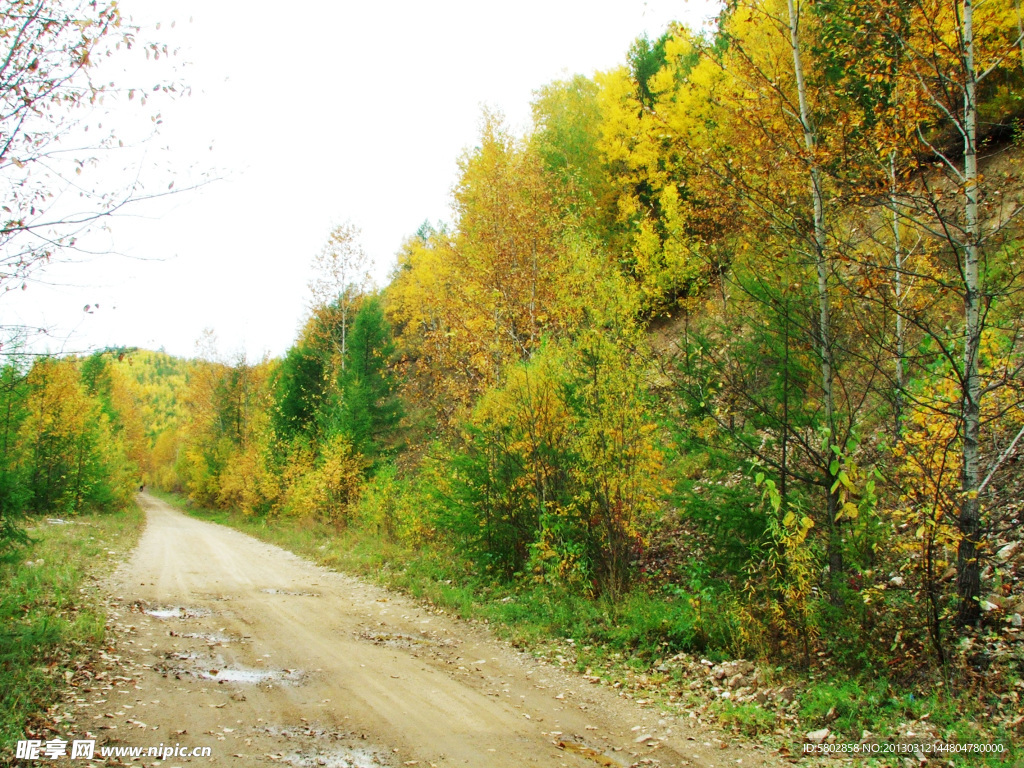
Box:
0;504;144;755
162;491;1019;765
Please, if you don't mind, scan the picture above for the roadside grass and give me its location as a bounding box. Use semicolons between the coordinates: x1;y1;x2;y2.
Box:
794;677;1018;761
0;505;144;751
164;492;1020;765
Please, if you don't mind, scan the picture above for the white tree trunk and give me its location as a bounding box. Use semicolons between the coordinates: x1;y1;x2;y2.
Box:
957;0;983;627
787;0;842;598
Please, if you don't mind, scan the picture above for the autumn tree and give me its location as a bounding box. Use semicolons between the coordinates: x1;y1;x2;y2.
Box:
81;350;150;480
1;0;183;343
2;0;119;292
16;357;135;513
530;75;619;241
445;332;664;596
386;114;572;418
595;35;733;316
611;0;1024;661
175;349;280;514
809;0;1024;635
618;0;874;608
450;111;564;378
308;222;370;372
864;0;1024;627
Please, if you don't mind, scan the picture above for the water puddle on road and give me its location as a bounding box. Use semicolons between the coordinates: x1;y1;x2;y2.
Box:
155;652;302;686
169;630;244;644
199;666;300;684
137;604;212;620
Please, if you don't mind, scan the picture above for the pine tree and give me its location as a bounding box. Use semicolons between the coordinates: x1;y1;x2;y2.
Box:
334;296;403;461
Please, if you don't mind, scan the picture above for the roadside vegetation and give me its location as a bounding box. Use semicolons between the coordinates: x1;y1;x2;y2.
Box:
0;507;144;758
0;347;155;752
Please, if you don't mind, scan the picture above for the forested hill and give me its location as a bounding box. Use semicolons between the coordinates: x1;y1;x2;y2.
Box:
4;0;1023;753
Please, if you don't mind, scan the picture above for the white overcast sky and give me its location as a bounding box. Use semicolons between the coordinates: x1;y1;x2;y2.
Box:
7;0;720;360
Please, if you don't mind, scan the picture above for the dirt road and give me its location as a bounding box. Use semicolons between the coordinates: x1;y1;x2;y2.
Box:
83;495;778;767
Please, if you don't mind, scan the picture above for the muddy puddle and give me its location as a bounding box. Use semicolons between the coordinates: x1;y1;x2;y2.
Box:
357;630;444;649
258;725;396;768
131;601;212;620
168;630;245;644
202;666;300;684
155;652;302;686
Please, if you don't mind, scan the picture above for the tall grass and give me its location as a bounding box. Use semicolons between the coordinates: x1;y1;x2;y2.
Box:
0;506;144;748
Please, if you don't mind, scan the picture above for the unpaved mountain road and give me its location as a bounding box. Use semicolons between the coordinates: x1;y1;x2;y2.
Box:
87;494;781;767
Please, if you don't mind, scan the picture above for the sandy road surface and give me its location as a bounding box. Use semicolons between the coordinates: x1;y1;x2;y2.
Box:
84;495;779;768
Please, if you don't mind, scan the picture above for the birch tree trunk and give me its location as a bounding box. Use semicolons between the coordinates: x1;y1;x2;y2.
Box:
787;0;843;601
956;0;983;628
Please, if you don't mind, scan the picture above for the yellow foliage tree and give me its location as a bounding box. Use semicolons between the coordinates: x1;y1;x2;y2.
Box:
18;358;135;513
